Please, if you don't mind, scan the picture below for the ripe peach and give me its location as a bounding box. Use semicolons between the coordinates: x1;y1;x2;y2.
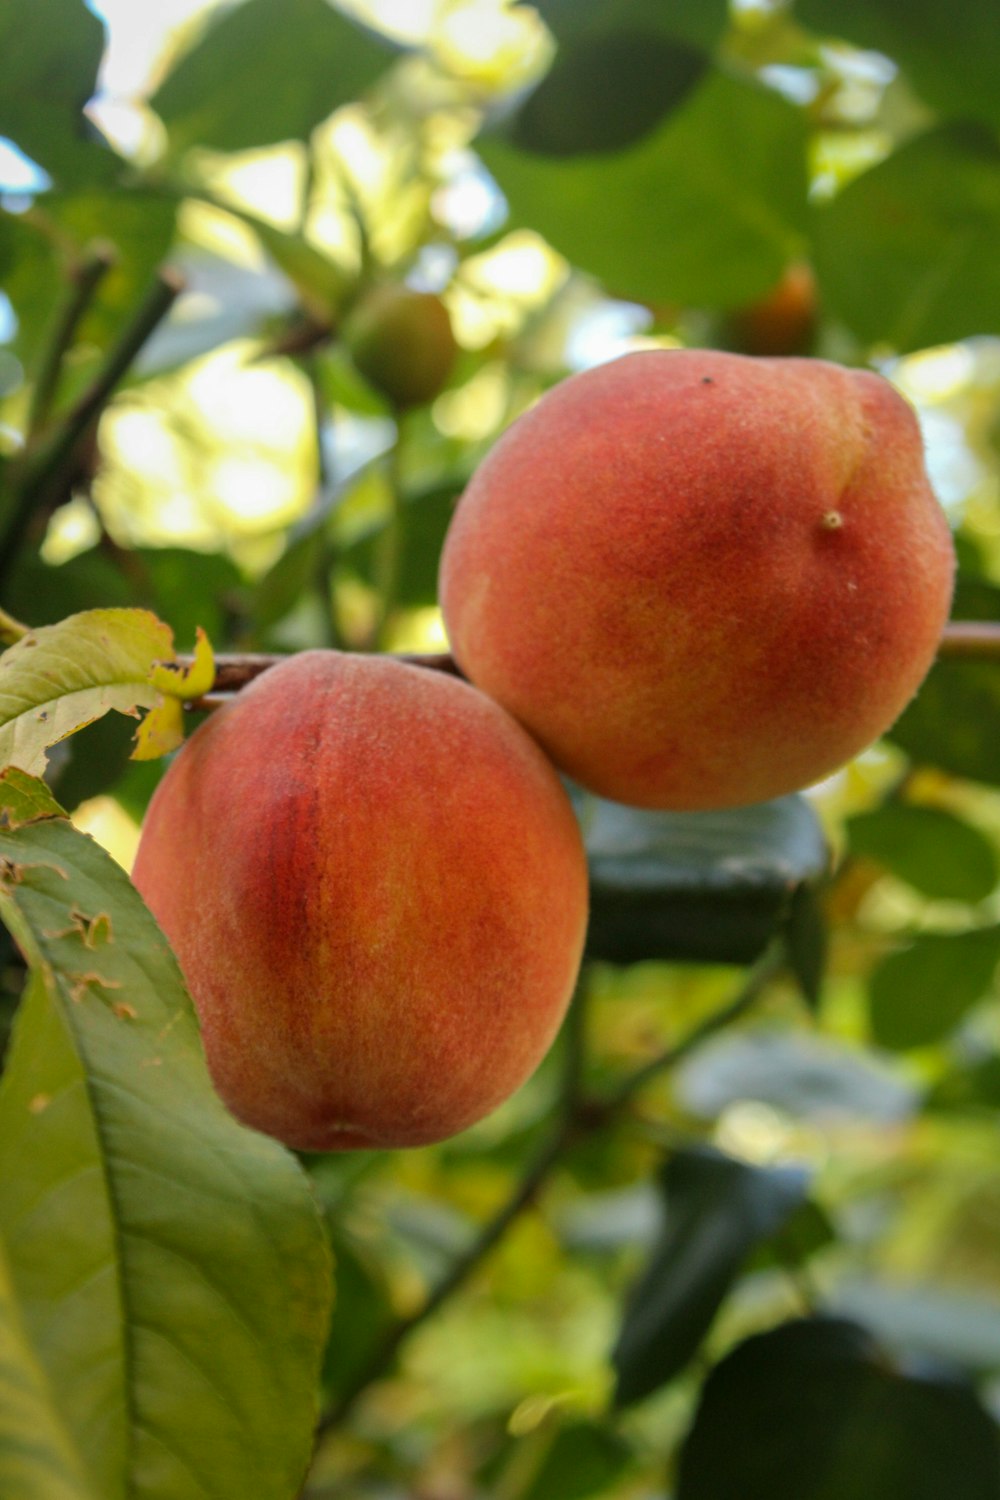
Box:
343;284;458;409
439;349;954;810
132;651;588;1150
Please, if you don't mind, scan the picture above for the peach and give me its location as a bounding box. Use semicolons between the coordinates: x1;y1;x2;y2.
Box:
132;651;588;1150
439;349;954;810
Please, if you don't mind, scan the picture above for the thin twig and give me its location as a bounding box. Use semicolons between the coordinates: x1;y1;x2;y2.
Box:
0;267;184;587
603;945;785;1113
27;242;117;440
179;618;1000;712
934;621;1000;661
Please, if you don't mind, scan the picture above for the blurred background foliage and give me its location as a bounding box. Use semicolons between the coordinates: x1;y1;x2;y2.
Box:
2;0;1000;1496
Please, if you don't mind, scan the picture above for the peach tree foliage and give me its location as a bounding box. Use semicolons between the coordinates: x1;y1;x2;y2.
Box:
2;0;1000;1497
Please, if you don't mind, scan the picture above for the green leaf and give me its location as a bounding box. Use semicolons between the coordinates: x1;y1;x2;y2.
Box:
0;609;193;774
612;1148;810;1407
519;1420;633;1500
889;576;1000;786
868;926;1000;1051
507;36;708;158
0;1226;93;1500
0;609;176;776
0;766;64;829
797;0;1000;134
676;1317;1000;1500
582;793;828;966
480;67;809;308
151;0;396;154
783;880;828;1009
0;0;116;186
0;782;332;1498
813;125;1000;353
534;0;728;52
848;803;998;903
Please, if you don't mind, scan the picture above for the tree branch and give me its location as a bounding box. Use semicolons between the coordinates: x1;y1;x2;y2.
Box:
182;620;1000;711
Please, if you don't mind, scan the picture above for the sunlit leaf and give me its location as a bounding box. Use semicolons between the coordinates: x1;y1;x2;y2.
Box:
868;926;1000;1050
0;610;173;776
848;803;998;904
151;0;397;154
798;0;1000;134
0;782;332;1498
480;68;808;308
813;125;1000;352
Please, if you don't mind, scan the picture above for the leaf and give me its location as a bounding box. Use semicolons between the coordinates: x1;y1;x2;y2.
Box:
889;577;1000;785
812;125;1000;353
783;880;827;1009
0;0;116;187
612;1147;810;1407
582;793;828;966
533;0;729;52
132;627;215;760
0;781;332;1499
0;767;64;830
797;0;1000;134
150;0;397;154
0;1228;93;1500
0;609;175;776
868;926;1000;1051
480;67;809;309
848;803;998;903
675;1317;1000;1500
519;1420;633;1500
506;35;709;158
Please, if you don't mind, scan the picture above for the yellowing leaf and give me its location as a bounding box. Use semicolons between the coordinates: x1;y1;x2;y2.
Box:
0;609;175;776
148;626;215;701
130;697;184;761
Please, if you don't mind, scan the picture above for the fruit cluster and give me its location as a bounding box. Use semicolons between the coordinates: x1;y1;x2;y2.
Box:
133;349;954;1151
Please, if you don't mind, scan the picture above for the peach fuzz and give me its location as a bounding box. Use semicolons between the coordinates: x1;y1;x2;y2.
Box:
439;349;955;810
132;651;588;1151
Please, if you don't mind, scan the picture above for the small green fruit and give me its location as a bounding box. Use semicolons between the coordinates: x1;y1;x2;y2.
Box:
344;284;458;408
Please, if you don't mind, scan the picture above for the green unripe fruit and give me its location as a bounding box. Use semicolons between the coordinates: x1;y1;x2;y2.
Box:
343;284;458;408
